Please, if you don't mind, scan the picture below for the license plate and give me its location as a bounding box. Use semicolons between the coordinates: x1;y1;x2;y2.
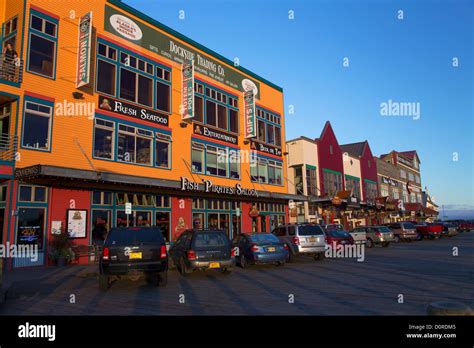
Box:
129;252;142;260
209;262;220;269
267;247;276;252
308;237;316;243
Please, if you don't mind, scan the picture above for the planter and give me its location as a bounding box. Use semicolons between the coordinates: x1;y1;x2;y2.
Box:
56;256;68;267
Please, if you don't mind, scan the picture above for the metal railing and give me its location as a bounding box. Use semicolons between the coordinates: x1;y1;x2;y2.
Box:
0;134;18;161
0;54;23;83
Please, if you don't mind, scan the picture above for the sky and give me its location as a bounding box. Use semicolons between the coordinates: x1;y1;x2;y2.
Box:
124;0;474;218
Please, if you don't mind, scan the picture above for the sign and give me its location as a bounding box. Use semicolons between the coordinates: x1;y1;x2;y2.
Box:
76;12;93;88
181;60;194;119
347;196;360;208
105;6;260;98
235;208;241;217
180;177;258;197
288;200;295;210
249;205;260;217
244;90;256;138
98;95;169;126
125;203;132;215
250;140;282;157
67;209;87;239
331;196;342;205
382;176;398;187
193;124;238;145
51;221;62;235
15;165;41;180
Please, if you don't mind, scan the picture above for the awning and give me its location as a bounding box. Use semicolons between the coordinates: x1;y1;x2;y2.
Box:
15;165;308;202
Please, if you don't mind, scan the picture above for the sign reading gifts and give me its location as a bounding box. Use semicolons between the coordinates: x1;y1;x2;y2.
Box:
105;5;260;98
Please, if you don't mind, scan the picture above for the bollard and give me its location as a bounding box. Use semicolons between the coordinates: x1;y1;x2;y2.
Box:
427;301;473;316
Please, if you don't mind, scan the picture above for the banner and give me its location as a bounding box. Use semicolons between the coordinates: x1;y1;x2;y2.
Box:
244;90;256;138
181;60;194;119
105;5;261;98
76;12;93;88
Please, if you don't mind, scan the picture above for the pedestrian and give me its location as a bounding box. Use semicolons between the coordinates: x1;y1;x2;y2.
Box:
2;42;18;81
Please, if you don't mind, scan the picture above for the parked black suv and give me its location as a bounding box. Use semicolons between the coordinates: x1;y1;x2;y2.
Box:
99;227;168;291
169;229;235;276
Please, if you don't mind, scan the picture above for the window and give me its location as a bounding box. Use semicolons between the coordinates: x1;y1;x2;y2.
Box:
251;156;283;186
155;133;171;168
294;166;303;194
93;119;114;159
381;184;389;197
0;185;7;202
408;172;414;182
229;109;238;133
257;158;268;183
217;148;227;177
364;181;378;203
323;170;343;196
96;59;116;95
217;104;227;130
19;185;47;202
206;100;217;127
392;190;400;200
345;176;361;199
268;161;282;185
267;124;275;145
156;80;171;112
229;150;240;179
306;167;317;195
119;68;153;107
329;145;333;155
17;207;46;250
27;13;57;78
400;170;406;179
117;125;153;165
191;142;204;173
22;101;52;150
0;104;11;137
257;120;266;142
206;145;218;175
194;96;204;122
92;191;112;205
415;175;420;184
200;83;239;133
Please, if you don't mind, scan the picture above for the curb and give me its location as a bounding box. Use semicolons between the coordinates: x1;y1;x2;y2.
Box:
427;301;473;316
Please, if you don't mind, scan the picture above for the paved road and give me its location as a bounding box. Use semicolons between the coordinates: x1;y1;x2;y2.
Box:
1;232;473;315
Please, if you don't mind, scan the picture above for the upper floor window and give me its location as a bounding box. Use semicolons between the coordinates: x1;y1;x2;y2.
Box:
96;41;171;112
256;108;281;147
400;169;406;179
19;185;47;202
2;16;18;51
250;156;282;185
306;166;318;196
323;170;343;196
21;100;53;151
408;172;414;182
191;141;240;179
364;180;378;203
345;176;361;199
27;11;58;78
329;145;333;155
194;82;239;134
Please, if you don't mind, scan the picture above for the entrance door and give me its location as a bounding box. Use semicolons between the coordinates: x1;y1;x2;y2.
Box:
15;207;46;267
231;214;241;236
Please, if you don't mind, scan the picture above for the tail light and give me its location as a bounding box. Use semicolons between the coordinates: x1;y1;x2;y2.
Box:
251;243;260;252
160;245;167;258
283;244;289;250
187;250;196;260
102;247;110;261
375;231;382;237
231;247;235;257
292;236;300;245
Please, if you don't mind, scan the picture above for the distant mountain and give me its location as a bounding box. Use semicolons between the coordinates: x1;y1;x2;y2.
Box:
439;204;474;220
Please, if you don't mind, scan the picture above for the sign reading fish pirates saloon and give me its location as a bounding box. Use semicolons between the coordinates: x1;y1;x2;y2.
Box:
105;5;261;98
180;177;258;197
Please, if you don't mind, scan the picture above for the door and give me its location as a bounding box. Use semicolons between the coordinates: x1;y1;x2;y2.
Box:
15;207;46;267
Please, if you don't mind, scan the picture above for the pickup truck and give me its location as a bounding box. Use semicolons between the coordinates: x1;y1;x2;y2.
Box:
413;222;442;240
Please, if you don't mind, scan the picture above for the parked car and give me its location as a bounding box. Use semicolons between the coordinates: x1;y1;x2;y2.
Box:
324;223;344;232
352;226;394;248
324;230;354;248
232;233;289;268
384;222;417;242
272;224;326;261
413;222;442;240
440;223;459;237
99;227;169;291
169;229;235;276
348;228;367;245
458;221;474;232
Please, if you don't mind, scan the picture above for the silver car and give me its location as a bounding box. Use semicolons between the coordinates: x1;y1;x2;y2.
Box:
352;226;395;248
272;224;326;261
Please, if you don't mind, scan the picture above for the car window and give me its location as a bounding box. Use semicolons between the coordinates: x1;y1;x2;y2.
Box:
249;233;279;243
273;227;285;236
376;226;391;233
193;232;229;248
402;222;416;229
288;226;296;236
329;230;350;238
298;225;324;236
107;227;164;246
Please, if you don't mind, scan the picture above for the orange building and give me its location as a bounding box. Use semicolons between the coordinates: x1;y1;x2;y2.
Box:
0;0;300;268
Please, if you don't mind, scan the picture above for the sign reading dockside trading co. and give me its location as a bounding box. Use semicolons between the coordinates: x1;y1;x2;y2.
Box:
181;177;258;197
76;12;92;88
244;90;256;139
105;5;260;98
193;124;238;145
98;95;169;126
181;60;194;119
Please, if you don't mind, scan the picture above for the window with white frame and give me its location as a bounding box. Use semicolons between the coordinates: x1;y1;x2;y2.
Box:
155;133;171;168
117;124;153;165
93;118;114;159
27;12;57;78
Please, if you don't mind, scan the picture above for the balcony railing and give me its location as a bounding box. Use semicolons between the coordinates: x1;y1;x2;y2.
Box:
0;54;23;84
0;134;18;162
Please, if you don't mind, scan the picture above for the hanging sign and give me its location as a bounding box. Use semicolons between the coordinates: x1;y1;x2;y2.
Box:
76;12;93;88
244;90;256;138
181;60;194;119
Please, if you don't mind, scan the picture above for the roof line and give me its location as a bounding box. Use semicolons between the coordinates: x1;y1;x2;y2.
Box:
108;0;283;92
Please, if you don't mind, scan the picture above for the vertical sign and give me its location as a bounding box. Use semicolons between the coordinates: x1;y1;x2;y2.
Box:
181;60;194;119
244;90;256;138
76;12;93;88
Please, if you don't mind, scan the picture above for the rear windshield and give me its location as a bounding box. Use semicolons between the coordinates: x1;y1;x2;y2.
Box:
328;230;350;238
194;232;229;248
376;226;392;233
106;228;164;246
402;222;416;229
249;233;279;243
298;225;324;236
326;224;343;231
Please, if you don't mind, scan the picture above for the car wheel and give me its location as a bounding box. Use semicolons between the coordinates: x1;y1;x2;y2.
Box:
99;274;109;291
158;272;168;287
366;238;374;248
314;253;324;261
239;255;247;269
179;257;192;276
222;267;233;274
416;232;423;241
394;235;401;243
287;250;295;263
276;261;285;267
382;242;390;247
407;238;413;243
